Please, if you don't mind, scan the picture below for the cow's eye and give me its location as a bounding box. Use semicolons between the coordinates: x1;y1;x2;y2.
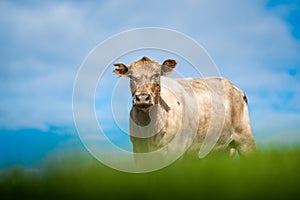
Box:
129;75;138;82
151;73;160;79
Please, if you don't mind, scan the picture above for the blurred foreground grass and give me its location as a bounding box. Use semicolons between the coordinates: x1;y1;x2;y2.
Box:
1;147;300;200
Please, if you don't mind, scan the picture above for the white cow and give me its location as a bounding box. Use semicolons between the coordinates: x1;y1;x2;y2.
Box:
113;57;256;159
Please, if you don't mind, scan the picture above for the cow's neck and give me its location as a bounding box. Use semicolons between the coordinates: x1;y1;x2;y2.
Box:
131;104;166;127
130;98;169;136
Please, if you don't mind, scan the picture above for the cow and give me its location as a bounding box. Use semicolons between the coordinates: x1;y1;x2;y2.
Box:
113;56;256;160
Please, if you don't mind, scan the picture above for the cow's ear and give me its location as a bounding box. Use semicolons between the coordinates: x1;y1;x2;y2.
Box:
113;63;129;77
161;59;177;75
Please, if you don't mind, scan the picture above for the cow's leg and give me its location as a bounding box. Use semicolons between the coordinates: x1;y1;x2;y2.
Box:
230;91;256;156
230;105;256;156
130;136;151;167
229;147;236;157
233;130;256;156
131;136;149;153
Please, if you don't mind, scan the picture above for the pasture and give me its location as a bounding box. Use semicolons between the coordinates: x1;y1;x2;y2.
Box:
1;147;300;200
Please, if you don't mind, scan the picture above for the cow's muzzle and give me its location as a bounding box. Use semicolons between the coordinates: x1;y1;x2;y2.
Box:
133;93;154;108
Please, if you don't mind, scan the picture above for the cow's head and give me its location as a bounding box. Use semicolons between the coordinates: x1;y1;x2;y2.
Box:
113;56;177;110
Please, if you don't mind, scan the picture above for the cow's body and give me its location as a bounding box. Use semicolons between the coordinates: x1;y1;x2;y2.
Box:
114;57;256;159
130;77;256;157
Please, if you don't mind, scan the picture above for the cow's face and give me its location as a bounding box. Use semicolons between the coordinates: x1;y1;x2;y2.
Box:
113;57;177;109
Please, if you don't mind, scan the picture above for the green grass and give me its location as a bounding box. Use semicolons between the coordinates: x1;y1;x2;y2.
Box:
1;147;300;200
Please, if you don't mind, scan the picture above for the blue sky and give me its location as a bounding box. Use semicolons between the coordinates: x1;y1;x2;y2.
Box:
0;0;300;167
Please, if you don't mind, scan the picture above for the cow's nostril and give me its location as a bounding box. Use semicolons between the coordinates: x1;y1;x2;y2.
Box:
136;95;141;102
145;95;150;101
